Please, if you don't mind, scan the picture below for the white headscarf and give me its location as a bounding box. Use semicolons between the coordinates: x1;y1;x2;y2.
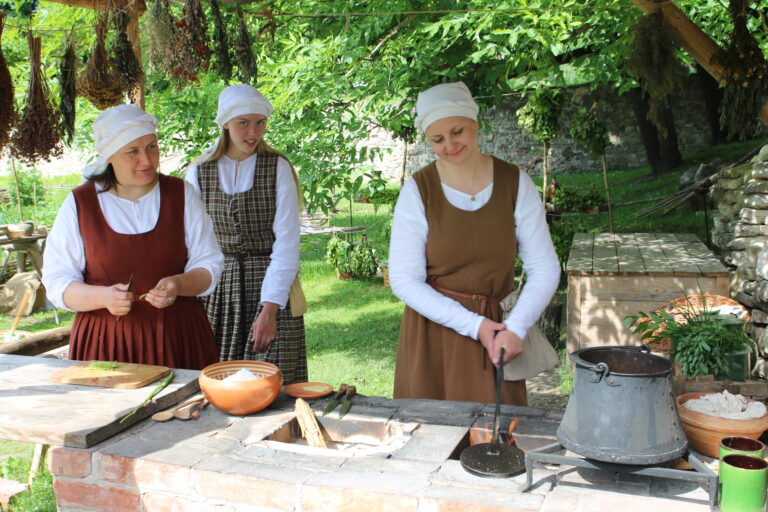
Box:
414;81;479;134
214;84;273;128
82;104;158;178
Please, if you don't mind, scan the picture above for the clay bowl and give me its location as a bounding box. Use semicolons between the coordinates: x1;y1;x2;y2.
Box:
677;392;768;458
199;360;282;415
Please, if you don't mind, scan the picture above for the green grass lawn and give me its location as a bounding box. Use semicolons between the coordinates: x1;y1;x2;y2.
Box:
0;136;766;510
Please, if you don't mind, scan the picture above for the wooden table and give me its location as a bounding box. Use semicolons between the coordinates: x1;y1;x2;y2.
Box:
0;354;199;448
0;233;46;275
566;232;729;352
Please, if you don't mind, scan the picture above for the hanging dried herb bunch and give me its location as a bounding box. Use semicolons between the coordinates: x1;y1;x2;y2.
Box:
111;7;143;97
626;7;687;134
712;0;768;141
235;5;257;84
0;14;18;154
145;0;182;77
209;0;231;80
181;0;211;78
59;29;77;145
10;33;62;164
78;12;125;109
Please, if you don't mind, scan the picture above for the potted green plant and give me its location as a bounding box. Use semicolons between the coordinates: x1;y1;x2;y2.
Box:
624;306;755;380
348;234;378;279
325;234;354;279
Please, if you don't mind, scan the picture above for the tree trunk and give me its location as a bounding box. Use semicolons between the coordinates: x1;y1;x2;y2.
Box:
656;101;683;171
601;154;614;233
627;87;664;176
695;63;726;145
541;141;549;202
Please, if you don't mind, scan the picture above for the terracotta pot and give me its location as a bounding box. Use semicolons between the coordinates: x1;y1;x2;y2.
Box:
335;269;353;280
382;267;390;287
199;360;282;415
677;392;768;458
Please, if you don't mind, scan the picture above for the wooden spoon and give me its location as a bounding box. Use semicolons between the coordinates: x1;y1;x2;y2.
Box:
151;394;204;422
174;398;207;420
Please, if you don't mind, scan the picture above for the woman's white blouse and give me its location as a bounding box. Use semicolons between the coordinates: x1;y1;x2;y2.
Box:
185;154;300;308
389;168;561;340
42;179;225;311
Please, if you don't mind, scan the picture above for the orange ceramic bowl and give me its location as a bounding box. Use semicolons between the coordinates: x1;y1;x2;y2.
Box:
677;392;768;458
199;360;282;415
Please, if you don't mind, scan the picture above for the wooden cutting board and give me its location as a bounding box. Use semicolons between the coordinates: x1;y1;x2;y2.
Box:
50;361;171;389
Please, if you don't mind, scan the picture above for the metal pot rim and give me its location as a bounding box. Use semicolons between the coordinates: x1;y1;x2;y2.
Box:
570;345;672;378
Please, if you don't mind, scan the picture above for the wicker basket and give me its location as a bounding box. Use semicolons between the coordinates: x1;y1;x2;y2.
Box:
641;295;750;354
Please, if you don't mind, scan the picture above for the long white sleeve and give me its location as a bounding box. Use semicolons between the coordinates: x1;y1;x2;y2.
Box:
389;169;560;340
42;180;224;311
186;155;300;308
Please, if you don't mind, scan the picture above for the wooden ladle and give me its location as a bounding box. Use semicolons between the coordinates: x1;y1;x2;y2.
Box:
152;394;205;422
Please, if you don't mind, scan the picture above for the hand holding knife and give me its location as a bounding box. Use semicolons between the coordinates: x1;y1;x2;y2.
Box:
116;274;134;323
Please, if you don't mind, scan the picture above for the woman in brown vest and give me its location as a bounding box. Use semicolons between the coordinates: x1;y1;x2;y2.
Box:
42;104;222;370
389;82;560;404
186;85;308;385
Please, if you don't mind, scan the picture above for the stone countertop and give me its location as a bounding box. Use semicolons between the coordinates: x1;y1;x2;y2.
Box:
49;391;713;512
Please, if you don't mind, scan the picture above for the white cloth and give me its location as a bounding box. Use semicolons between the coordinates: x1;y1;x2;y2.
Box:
42;180;224;311
185;154;300;308
389;167;561;341
82;104;158;178
414;82;479;134
215;84;273;128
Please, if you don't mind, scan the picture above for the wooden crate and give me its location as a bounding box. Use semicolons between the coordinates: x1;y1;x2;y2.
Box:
566;233;730;352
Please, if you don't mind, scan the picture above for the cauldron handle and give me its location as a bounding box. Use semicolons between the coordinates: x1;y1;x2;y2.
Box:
587;362;609;383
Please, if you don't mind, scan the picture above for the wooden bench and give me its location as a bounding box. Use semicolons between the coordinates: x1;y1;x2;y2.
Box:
566;232;729;352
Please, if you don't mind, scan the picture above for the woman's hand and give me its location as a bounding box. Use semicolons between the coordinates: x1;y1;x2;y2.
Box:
478;318;507;355
491;330;524;367
144;276;181;309
251;302;278;351
105;282;133;317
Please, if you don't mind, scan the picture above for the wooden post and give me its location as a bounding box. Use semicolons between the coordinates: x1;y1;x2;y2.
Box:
630;0;768;125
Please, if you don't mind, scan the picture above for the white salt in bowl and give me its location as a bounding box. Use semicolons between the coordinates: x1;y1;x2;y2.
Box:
199;360;282;415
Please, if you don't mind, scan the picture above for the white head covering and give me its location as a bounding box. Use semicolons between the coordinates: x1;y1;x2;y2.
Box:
82;104;158;178
414;81;479;134
214;84;273;128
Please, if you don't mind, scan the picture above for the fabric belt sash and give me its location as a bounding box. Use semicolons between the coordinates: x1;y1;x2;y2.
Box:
428;283;500;316
223;250;272;345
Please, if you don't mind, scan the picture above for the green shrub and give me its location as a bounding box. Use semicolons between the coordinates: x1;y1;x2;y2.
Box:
8;167;46;207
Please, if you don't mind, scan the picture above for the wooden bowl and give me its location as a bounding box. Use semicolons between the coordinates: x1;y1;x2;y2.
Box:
199;360;282;415
677;392;768;458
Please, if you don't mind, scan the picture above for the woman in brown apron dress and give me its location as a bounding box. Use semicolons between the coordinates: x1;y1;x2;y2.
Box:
389;82;561;404
186;84;307;384
42;104;223;370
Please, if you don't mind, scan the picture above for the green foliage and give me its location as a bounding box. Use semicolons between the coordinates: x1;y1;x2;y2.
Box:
569;107;610;157
516;88;563;143
550;186;603;213
8;166;45;207
325;232;378;278
0;451;56;512
624;307;754;379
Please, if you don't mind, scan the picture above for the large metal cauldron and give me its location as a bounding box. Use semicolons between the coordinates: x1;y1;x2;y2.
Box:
557;345;687;465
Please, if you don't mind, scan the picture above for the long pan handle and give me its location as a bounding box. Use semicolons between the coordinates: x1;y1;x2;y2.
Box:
491;347;505;447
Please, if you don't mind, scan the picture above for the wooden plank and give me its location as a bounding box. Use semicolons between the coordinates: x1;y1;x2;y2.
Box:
567;274;583;353
617;245;645;275
637;242;673;273
50;361;170;389
591;240;618;273
674;233;701;242
0;355;200;448
0;326;70;356
566;233;593;273
580;275;720;301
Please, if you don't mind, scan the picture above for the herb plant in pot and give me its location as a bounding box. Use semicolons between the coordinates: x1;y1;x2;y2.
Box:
325;233;378;280
624;301;754;380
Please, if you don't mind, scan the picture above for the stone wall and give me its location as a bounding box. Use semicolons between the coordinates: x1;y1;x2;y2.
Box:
711;144;768;358
368;79;720;181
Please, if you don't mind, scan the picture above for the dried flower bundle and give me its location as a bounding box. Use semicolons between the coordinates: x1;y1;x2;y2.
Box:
59;29;77;145
180;0;211;78
10;33;62;163
234;5;256;84
78;13;124;110
0;14;18;153
111;7;143;99
713;0;768;141
209;0;231;80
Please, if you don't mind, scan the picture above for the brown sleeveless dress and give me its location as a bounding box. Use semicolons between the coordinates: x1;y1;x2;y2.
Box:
68;174;219;370
393;157;527;405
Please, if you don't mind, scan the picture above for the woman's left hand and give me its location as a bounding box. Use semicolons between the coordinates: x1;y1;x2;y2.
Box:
490;330;524;367
144;276;181;309
251;302;278;351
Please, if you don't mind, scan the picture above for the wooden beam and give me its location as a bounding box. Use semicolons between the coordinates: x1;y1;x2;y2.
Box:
0;326;71;356
631;0;768;125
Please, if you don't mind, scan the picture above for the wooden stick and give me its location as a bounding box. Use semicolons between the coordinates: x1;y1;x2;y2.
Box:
9;289;32;337
294;398;326;448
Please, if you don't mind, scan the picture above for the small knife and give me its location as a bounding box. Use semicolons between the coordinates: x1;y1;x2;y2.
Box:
116;274;135;323
338;385;356;418
322;383;348;416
